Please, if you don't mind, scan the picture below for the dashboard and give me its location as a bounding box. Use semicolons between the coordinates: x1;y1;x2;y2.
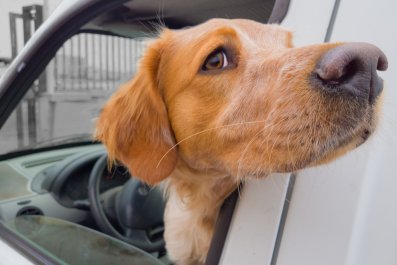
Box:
0;144;129;224
0;143;167;260
62;162;129;201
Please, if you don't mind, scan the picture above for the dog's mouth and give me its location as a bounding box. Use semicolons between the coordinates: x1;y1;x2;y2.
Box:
283;104;378;172
252;93;380;174
313;80;383;160
267;127;374;173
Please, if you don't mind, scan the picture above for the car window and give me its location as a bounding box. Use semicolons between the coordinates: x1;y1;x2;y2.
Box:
3;215;162;265
0;32;145;155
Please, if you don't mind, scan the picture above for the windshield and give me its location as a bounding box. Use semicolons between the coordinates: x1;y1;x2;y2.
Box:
0;31;145;155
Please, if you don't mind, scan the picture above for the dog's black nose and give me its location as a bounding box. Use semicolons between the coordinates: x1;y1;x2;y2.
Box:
315;43;388;103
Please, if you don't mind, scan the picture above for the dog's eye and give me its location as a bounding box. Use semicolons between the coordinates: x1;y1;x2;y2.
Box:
202;49;229;71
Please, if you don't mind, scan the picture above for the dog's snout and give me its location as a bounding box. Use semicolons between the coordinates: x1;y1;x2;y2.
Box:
314;43;388;103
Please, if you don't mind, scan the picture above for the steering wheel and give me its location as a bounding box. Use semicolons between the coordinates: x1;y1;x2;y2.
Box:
88;154;166;253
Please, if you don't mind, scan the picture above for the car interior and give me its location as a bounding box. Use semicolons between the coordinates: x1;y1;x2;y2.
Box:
0;0;289;264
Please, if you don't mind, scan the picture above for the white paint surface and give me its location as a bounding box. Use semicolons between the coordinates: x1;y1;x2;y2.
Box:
281;0;336;45
276;145;373;265
220;174;290;265
0;239;34;265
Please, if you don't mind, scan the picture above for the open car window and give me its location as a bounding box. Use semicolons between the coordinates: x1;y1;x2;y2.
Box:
2;215;162;265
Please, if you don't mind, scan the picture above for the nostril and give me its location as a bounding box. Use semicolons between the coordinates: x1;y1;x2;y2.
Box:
377;53;388;71
316;58;359;86
313;43;388;102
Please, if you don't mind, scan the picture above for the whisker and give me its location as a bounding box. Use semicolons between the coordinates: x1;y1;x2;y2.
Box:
286;133;297;170
237;181;244;199
156;120;269;168
236;117;289;180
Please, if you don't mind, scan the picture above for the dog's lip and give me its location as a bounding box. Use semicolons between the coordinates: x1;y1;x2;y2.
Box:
354;127;373;147
361;129;371;141
369;76;384;104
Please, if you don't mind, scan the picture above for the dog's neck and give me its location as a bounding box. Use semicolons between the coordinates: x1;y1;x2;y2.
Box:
164;160;238;265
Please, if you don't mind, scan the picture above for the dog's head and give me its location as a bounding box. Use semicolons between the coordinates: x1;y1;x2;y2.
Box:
96;19;388;184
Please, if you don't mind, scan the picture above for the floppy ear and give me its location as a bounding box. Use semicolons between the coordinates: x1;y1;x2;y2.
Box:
96;36;178;185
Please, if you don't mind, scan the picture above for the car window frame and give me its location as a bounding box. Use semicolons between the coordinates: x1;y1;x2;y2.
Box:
0;0;129;130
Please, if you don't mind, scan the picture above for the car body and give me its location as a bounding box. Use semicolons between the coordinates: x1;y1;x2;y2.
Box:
0;0;396;264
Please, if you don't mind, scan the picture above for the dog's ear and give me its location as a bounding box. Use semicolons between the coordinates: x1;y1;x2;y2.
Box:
96;36;178;185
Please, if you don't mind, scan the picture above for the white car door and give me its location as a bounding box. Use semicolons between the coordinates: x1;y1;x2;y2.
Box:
0;239;34;265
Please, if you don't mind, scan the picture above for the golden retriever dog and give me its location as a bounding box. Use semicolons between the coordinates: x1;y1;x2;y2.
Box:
96;19;387;265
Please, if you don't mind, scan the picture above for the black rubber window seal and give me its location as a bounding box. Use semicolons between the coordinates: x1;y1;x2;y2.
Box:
268;0;291;24
269;174;296;265
204;186;241;265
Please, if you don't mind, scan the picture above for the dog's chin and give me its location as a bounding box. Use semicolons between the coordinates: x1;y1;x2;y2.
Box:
234;124;376;178
308;123;376;168
304;96;382;168
271;121;377;174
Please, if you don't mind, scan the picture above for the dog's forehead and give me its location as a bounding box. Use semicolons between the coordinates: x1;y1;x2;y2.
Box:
172;18;292;47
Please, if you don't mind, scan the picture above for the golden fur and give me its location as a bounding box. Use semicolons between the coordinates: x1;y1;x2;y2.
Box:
96;19;382;265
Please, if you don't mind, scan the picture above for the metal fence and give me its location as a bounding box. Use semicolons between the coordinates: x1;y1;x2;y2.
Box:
2;4;147;151
8;4;146;95
52;33;146;93
8;5;44;148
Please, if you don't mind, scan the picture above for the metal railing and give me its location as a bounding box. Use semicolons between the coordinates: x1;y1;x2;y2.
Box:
53;33;146;93
4;4;147;150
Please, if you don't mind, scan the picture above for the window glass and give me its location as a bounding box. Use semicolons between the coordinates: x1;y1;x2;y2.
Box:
3;215;162;265
0;32;145;155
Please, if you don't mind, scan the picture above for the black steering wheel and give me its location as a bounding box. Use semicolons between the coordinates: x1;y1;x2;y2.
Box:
88;154;165;253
